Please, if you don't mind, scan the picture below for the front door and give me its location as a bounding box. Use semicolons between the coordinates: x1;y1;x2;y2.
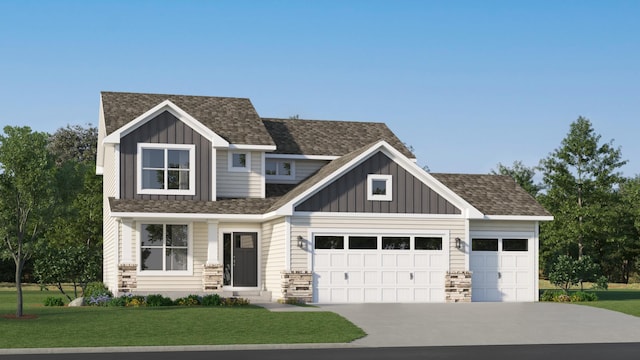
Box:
231;232;258;287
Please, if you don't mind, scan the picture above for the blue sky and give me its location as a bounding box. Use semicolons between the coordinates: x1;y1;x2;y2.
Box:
1;0;638;177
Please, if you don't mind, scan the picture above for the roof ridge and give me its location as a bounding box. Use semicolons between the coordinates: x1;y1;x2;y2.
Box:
262;117;388;125
101;91;251;101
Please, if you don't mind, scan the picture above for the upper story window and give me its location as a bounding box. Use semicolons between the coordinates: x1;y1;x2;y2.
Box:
229;151;251;172
265;159;295;180
367;174;392;201
137;143;195;195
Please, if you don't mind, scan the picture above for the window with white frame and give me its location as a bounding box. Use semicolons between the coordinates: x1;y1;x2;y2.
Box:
367;174;392;201
265;159;294;179
137;143;195;195
140;223;191;272
228;151;250;172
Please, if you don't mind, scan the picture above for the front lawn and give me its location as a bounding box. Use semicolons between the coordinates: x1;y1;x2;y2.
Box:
0;287;365;349
539;279;640;317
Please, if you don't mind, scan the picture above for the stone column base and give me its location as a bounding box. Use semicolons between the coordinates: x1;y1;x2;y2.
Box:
445;271;472;303
280;271;313;303
203;263;224;291
118;264;138;294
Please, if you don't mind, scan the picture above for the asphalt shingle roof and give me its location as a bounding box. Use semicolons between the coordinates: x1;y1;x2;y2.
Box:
262;118;414;158
109;197;279;215
430;173;552;217
101;91;275;146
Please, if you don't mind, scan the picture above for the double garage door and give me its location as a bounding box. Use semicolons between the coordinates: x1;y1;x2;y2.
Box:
470;234;535;302
312;233;448;303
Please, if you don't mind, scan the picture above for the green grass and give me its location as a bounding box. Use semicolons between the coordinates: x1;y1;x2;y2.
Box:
539;279;640;317
0;287;365;349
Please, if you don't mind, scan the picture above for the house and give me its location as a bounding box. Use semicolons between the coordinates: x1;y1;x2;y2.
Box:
96;91;552;303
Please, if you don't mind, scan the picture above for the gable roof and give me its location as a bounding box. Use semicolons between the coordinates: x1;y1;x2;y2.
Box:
262;118;414;158
101;91;275;146
431;173;552;217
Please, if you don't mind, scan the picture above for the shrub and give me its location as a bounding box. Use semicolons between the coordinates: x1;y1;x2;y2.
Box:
146;294;174;307
221;297;250;306
556;294;571;302
540;290;563;302
570;291;598;302
87;295;112;306
84;282;113;299
175;294;202;306
44;296;65;306
202;294;221;306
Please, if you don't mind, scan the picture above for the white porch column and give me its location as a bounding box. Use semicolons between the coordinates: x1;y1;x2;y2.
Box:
121;219;134;264
207;220;219;264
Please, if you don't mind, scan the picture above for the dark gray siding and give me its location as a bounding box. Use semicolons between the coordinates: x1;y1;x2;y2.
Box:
295;152;461;214
120;111;212;200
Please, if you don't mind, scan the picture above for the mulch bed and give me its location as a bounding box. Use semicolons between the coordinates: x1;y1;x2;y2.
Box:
1;314;38;320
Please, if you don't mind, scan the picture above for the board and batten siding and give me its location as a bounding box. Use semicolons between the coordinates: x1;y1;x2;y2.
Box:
126;221;208;292
289;216;466;272
103;144;118;292
217;150;263;198
295;152;460;214
119;111;212;201
261;218;287;300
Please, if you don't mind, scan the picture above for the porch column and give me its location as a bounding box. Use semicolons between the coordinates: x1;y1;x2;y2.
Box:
203;220;223;291
207;220;219;264
121;218;134;264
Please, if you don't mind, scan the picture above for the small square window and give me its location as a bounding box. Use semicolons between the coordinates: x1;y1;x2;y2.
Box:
367;174;392;201
229;152;251;172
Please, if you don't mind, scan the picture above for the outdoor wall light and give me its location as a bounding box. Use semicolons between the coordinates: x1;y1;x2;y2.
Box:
455;237;462;249
297;235;305;248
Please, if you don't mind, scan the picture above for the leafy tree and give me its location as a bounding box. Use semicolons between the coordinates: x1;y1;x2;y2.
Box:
0;126;56;317
549;255;607;292
490;160;542;197
609;176;640;282
37;125;103;297
538;117;627;276
47;124;98;165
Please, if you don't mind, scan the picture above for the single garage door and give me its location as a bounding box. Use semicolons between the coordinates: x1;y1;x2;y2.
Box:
313;233;448;303
470;235;535;302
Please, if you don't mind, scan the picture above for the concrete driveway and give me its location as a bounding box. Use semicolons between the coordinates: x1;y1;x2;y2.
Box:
318;302;640;347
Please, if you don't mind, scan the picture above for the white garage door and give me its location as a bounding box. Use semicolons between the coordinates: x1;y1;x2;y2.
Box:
470;235;535;302
313;234;448;303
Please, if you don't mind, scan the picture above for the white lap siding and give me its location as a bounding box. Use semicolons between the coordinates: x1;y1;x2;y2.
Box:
217;150;263;198
103;144;118;293
289;215;466;272
261;218;287;300
294;160;329;183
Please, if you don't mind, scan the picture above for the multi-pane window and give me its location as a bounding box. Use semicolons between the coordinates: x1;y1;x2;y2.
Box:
265;159;294;179
138;144;195;195
140;224;189;272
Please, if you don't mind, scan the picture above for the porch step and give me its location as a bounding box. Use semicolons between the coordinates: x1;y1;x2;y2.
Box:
222;290;273;303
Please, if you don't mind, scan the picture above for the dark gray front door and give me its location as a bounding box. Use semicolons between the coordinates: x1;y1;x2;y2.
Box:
233;232;257;287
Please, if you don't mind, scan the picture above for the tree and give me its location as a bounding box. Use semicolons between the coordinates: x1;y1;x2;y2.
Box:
549;255;607;292
37;125;103;297
0;126;56;317
490;161;542;197
538;117;627;278
47;124;98;165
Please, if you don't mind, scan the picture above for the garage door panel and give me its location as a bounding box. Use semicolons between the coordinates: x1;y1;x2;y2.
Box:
347;254;363;267
348;271;363;284
382;271;396;284
330;253;346;267
364;271;378;284
364;254;378;267
397;271;413;285
347;288;362;302
397;288;412;302
397;254;412;267
382;254;396;267
430;271;445;285
364;288;379;302
414;254;429;267
429;254;444;267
